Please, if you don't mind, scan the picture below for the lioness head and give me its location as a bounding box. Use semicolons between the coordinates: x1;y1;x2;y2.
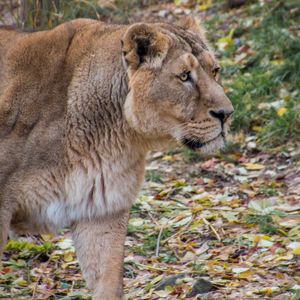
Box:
122;17;234;153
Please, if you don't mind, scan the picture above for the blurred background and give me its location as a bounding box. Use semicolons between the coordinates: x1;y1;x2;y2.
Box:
0;0;299;149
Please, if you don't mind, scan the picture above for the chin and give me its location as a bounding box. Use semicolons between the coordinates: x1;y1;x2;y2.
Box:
182;134;225;155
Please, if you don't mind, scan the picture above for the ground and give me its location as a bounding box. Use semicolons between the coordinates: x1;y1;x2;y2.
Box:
0;0;300;299
1;144;300;299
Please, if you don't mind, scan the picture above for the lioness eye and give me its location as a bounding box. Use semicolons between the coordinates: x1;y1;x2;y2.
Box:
212;67;220;78
178;71;191;82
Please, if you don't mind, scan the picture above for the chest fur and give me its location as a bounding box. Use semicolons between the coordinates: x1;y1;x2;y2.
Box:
45;160;144;229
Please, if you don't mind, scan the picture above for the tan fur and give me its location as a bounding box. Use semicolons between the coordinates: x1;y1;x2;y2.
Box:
0;18;233;299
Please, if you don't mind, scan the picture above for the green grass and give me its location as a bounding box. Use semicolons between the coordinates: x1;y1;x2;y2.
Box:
3;0;165;29
206;0;300;147
245;214;278;235
5;240;52;259
145;170;163;183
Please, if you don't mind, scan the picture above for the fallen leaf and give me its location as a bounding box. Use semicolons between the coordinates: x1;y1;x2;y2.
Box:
57;239;74;250
153;288;172;297
232;267;250;274
243;163;265;170
63;252;74;262
129;218;144;227
277;107;288;117
13;277;28;287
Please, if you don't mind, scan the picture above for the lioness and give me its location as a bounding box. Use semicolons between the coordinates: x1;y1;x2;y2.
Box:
0;17;233;299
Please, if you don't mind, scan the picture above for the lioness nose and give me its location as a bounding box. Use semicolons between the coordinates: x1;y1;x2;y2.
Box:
210;109;233;123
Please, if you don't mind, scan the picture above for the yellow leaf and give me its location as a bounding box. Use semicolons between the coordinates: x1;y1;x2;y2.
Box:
217;36;233;51
162;155;172;161
252;126;263;133
243;163;265;170
199;4;211;11
15;259;26;267
293;248;300;255
63;252;74;262
41;234;52;241
271;59;284;65
217;29;235;51
288;226;300;239
150;275;164;285
277;107;287;117
239;270;253;279
14;278;28;287
274;254;293;262
228;281;240;287
198;0;212;11
255;287;280;295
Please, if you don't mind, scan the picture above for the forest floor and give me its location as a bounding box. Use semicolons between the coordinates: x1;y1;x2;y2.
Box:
1;144;300;299
1;0;300;299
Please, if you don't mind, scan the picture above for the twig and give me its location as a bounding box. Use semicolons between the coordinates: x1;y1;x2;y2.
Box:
155;226;164;257
162;218;193;244
147;212;159;226
131;262;166;273
202;217;221;241
19;0;26;28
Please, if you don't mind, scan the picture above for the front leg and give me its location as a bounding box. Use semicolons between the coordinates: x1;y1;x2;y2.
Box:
72;210;130;300
0;198;12;263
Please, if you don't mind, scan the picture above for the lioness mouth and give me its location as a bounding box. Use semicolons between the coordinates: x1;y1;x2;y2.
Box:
182;138;204;150
182;133;223;150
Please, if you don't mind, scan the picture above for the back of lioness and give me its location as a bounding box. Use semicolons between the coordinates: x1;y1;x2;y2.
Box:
0;19;97;242
0;20;97;185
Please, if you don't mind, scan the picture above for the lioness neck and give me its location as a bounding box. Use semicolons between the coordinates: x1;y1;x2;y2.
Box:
50;23;147;228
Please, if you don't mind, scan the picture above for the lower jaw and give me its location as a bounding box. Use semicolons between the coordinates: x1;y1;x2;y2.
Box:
197;137;225;154
182;134;225;151
182;134;225;152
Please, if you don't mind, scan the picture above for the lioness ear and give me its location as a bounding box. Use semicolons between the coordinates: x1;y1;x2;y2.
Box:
122;23;169;71
176;16;207;42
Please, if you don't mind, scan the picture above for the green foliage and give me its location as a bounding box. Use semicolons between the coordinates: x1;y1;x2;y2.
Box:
131;235;157;256
159;251;177;263
293;289;300;300
207;0;300;147
182;148;204;163
258;184;278;197
131;229;172;257
145;170;163;183
246;214;278;235
5;240;52;258
9;0;163;29
17;0;111;29
191;262;206;273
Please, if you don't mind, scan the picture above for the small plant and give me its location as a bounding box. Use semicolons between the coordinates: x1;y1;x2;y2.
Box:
258;185;278;197
182;148;204;163
245;214;278;235
145;170;163;183
5;239;53;259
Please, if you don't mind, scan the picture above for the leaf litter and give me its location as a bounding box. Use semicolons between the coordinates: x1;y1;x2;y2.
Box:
1;144;299;299
1;0;300;299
